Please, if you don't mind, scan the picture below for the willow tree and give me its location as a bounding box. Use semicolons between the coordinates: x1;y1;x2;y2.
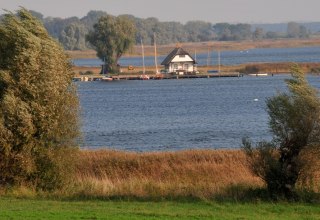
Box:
0;9;80;190
243;64;320;199
86;15;136;73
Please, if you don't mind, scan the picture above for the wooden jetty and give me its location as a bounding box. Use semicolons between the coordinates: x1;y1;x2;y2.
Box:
73;72;242;82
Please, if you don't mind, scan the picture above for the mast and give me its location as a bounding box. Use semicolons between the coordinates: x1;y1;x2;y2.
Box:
141;37;145;74
154;33;158;74
194;49;197;72
218;50;221;73
207;47;210;67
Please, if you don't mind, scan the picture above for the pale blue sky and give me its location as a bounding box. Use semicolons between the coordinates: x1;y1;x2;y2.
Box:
1;0;320;23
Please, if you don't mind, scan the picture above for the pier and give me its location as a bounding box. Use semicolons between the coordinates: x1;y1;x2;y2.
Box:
73;72;242;82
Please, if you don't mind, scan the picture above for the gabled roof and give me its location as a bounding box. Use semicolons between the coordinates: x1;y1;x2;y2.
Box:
161;47;197;65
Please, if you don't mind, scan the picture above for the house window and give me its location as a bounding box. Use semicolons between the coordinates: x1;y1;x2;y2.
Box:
184;64;189;70
179;55;185;58
174;64;178;70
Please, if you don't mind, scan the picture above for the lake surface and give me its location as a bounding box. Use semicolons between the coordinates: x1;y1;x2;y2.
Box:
73;46;320;67
77;75;320;151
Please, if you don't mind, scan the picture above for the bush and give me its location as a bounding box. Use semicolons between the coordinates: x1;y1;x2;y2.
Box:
242;64;320;199
0;9;80;191
239;65;260;74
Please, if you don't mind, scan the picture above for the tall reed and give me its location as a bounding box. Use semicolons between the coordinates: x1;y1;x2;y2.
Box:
73;149;263;199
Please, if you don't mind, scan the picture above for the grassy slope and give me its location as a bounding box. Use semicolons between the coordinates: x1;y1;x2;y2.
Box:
1;198;319;220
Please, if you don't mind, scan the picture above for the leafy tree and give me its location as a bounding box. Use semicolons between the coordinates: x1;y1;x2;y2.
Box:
59;22;89;50
44;16;80;39
287;22;309;39
86;15;136;73
213;23;252;41
80;10;108;31
243;64;320;199
0;9;80;190
185;21;214;42
253;27;265;40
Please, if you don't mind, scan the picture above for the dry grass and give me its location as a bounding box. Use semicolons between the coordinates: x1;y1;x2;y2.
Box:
72;149;263;199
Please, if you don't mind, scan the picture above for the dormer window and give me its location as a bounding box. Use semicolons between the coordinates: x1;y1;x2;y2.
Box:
179;55;185;58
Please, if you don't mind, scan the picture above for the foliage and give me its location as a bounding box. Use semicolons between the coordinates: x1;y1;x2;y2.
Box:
22;10;313;50
86;15;136;73
287;22;309;38
213;23;252;41
243;64;320;199
59;22;89;50
239;65;261;74
0;9;80;190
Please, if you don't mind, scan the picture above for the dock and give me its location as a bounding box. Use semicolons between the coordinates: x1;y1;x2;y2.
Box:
73;72;242;82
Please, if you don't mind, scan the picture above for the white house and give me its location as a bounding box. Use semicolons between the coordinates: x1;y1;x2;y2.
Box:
161;47;197;74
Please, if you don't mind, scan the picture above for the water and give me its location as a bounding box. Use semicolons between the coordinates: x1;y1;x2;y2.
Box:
77;75;320;151
73;46;320;67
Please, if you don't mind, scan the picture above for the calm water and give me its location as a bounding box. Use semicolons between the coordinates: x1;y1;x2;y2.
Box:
78;75;320;151
73;46;320;67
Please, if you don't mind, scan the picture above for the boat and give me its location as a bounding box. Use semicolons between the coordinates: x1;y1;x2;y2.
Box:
248;73;268;77
101;76;113;81
139;74;150;80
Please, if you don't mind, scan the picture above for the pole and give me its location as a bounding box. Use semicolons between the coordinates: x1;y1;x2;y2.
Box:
141;38;145;74
154;33;158;74
218;50;221;74
207;47;210;67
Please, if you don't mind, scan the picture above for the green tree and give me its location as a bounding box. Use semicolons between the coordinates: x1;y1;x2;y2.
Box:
86;15;136;73
0;9;80;190
287;22;309;39
243;64;320;199
59;22;89;50
253;27;265;40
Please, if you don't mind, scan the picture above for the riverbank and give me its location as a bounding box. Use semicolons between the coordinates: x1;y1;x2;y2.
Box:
67;38;320;59
2;149;319;201
67;149;319;200
73;62;320;77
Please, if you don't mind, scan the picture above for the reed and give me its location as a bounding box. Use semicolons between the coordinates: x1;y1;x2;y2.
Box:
72;149;263;199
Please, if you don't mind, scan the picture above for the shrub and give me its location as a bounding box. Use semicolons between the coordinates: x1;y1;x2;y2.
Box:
243;64;320;199
0;9;80;190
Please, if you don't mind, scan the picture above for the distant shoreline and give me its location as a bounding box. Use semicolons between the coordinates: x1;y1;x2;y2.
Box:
67;38;320;59
72;62;320;76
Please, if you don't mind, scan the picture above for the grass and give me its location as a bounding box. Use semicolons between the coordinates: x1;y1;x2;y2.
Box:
71;149;263;200
1;197;320;219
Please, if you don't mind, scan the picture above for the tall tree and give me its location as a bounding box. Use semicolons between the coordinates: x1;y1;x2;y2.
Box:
86;15;136;73
287;22;309;39
243;64;320;198
0;9;80;190
59;22;89;50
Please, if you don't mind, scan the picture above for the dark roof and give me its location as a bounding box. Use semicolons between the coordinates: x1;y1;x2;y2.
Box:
161;47;197;65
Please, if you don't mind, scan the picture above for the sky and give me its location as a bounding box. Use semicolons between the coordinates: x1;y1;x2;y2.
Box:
1;0;320;24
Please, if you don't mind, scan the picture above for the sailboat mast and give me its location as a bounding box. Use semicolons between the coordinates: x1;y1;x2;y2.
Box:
154;33;158;74
218;50;221;73
141;38;145;74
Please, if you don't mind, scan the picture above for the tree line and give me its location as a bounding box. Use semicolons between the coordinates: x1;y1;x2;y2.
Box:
1;10;311;50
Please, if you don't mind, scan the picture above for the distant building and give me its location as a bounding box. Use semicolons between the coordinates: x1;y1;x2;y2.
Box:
161;47;197;75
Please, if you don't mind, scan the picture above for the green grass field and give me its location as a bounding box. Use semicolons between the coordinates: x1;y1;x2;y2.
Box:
0;198;320;220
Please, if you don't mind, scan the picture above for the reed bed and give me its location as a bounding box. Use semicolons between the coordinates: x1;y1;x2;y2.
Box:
73;149;263;199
